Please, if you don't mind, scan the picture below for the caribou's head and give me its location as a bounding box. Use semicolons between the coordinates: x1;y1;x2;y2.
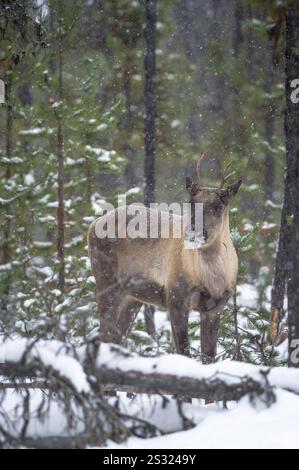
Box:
186;156;242;248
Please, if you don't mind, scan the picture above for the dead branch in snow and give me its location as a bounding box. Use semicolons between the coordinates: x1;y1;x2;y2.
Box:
0;359;276;403
3;336;299;448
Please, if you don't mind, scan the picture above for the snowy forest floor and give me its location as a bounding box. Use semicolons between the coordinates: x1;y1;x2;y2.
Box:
105;389;299;449
1;283;296;449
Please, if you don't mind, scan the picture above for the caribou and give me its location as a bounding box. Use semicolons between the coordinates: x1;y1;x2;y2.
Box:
88;159;241;363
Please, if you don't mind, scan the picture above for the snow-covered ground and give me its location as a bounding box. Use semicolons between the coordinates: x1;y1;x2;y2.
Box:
2;381;298;449
107;389;299;449
0;283;296;449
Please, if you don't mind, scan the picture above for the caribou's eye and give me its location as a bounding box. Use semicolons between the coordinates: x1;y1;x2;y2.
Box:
218;191;229;205
210;202;222;216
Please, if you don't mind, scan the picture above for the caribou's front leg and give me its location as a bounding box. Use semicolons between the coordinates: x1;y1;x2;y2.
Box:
200;312;220;364
167;286;190;356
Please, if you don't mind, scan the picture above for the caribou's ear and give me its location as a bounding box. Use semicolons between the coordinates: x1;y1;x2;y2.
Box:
186;176;201;196
219;179;242;204
186;176;193;190
227;179;242;197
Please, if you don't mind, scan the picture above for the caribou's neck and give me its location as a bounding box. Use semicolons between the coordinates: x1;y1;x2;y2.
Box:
200;209;231;253
182;210;233;298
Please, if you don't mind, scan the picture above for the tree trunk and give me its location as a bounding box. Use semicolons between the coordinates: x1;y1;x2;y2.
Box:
123;48;137;189
144;0;157;207
270;8;299;347
231;1;245;157
1;72;13;313
57;25;65;293
245;3;254;80
264;45;276;208
143;0;157;335
285;6;299;367
232;1;243;59
270;197;290;343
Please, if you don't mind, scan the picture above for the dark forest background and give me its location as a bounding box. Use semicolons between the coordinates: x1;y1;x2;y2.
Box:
0;0;293;364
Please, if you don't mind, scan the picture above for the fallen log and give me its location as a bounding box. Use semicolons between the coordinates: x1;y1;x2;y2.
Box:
0;381;46;390
2;339;298;404
0;361;274;403
97;368;274;402
1;338;298;448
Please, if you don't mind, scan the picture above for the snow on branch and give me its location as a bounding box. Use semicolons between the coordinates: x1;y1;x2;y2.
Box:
1;337;299;447
1;338;299;399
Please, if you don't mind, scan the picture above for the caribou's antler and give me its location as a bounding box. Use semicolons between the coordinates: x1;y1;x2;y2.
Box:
219;160;236;188
195;153;205;185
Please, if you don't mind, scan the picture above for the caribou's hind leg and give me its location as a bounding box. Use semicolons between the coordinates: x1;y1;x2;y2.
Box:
117;297;142;339
97;286;124;343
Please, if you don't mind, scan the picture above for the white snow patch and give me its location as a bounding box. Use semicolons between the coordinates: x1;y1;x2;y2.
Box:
237;284;258;309
107;390;299;449
24;173;35;185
